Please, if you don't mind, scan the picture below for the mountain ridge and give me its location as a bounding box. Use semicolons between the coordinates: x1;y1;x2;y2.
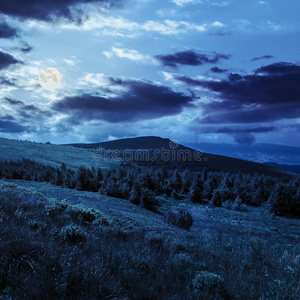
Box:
65;136;298;177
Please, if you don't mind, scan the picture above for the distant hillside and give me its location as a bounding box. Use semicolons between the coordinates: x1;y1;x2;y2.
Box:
0;138;119;169
67;136;192;151
266;163;300;175
66;136;297;177
183;142;300;166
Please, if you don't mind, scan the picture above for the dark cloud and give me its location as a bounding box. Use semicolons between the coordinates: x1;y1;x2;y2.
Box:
2;97;52;120
4;97;24;105
251;55;274;62
0;114;16;121
214;126;277;134
0;20;19;39
0;51;20;69
20;42;33;53
0;76;18;86
155;50;230;68
197;101;300;124
234;133;256;145
255;62;300;75
0;120;27;133
174;62;300;124
210;67;227;73
0;0;121;22
52;78;194;123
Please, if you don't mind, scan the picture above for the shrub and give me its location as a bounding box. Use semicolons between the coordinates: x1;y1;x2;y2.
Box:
189;187;203;203
46;202;67;220
192;271;227;297
164;209;193;230
129;187;140;205
140;188;157;211
222;197;248;212
210;189;224;207
268;184;300;217
67;205;97;223
66;204;109;226
59;225;86;244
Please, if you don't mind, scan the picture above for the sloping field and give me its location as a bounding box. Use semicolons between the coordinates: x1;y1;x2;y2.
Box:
1;179;299;299
0;138;119;169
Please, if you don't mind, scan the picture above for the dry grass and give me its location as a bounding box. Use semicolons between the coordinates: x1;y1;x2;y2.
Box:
1;179;299;299
0;138;119;169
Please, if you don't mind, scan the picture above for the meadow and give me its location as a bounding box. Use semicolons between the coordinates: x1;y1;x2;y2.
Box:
0;138;299;299
0;177;299;299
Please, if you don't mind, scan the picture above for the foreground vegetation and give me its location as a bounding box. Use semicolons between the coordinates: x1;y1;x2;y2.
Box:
1;159;299;216
0;180;299;299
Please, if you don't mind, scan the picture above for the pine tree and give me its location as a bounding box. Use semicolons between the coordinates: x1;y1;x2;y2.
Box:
129;186;140;205
55;168;64;186
210;189;223;207
75;166;86;190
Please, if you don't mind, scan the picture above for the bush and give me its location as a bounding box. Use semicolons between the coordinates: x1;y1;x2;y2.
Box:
129;187;140;205
210;189;224;207
222;197;248;212
192;271;227;297
268;184;300;217
66;204;110;227
164;209;193;230
189;187;203;203
140;188;157;211
58;225;86;244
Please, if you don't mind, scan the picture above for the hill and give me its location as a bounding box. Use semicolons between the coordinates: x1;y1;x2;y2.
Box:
67;136;192;150
0;137;119;169
0;136;297;177
265;162;300;175
183;142;300;166
66;136;297;177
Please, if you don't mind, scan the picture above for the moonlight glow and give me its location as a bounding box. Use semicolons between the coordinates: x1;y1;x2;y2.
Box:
39;67;61;90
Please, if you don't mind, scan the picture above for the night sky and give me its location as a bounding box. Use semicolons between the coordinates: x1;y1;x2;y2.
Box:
0;0;299;146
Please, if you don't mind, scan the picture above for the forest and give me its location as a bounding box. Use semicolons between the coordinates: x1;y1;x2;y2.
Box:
1;158;299;217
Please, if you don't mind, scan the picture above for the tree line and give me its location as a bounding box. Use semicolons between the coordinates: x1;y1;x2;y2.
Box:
0;159;299;216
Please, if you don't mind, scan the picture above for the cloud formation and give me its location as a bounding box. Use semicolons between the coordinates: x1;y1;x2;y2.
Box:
20;42;33;53
103;47;152;62
234;133;256;145
155;50;230;68
0;20;19;38
173;62;300;124
0;120;27;133
210;66;227;73
213;126;278;134
0;0;121;22
52;77;194;123
0;51;20;69
251;55;274;62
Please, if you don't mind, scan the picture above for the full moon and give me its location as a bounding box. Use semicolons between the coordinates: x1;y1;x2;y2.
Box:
39;67;61;90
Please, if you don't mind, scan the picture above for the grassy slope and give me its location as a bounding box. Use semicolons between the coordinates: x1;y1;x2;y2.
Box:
9;179;300;241
1;179;300;299
0;138;119;169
